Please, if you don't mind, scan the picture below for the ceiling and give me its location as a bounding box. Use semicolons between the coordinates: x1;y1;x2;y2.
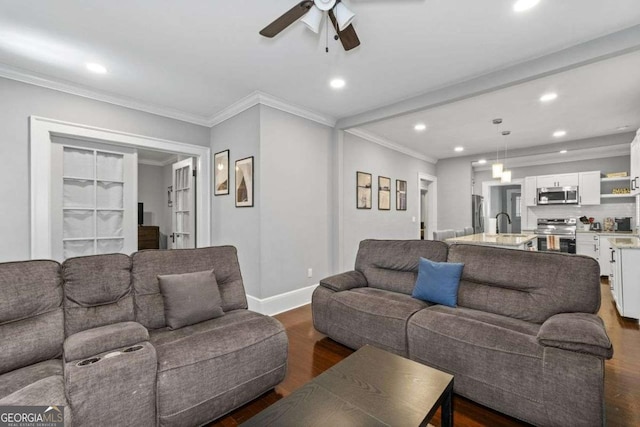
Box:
137;148;177;165
1;0;640;126
359;50;640;161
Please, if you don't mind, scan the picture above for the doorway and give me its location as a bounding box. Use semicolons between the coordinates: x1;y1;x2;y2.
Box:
482;180;523;234
30;116;211;260
138;150;197;251
417;173;437;240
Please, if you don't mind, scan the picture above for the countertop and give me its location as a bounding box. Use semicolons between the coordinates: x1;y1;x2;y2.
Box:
446;233;537;247
609;237;640;250
576;230;638;236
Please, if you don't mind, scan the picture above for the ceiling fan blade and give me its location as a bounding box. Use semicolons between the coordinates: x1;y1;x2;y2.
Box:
328;9;361;51
260;1;314;38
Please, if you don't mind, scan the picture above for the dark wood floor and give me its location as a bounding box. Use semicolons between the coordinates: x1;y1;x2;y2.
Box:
211;282;640;426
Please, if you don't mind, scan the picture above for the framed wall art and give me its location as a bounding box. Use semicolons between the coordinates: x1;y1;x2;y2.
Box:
396;179;407;211
378;176;391;210
214;149;229;195
356;171;372;209
235;156;254;207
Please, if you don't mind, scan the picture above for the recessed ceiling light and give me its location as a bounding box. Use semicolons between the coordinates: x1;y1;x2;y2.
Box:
513;0;540;12
478;159;487;164
553;130;567;138
454;147;464;152
86;62;107;74
560;150;567;154
539;92;557;102
329;78;346;89
414;123;427;131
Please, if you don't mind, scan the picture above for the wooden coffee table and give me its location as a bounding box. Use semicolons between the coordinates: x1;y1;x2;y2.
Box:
242;345;454;426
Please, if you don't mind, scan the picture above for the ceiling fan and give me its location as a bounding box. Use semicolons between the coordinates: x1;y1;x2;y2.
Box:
259;0;361;51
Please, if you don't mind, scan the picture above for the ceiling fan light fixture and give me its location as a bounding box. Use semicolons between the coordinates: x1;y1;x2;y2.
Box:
301;5;324;33
334;2;355;31
315;0;336;12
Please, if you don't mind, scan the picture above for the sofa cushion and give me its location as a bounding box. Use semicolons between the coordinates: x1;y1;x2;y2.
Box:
62;254;134;336
158;270;224;330
0;375;71;427
0;360;62;399
0;260;64;375
325;288;429;356
355;240;448;295
149;309;287;427
132;247;247;330
412;258;464;307
408;305;544;412
448;244;601;323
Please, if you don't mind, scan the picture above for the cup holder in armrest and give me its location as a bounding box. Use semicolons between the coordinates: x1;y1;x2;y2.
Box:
76;357;101;367
122;345;143;353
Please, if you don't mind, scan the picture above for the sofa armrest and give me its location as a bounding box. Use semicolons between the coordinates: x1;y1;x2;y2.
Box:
537;313;613;359
64;321;149;362
319;271;368;292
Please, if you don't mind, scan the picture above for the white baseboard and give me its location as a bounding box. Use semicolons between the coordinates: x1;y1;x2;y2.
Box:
247;284;318;316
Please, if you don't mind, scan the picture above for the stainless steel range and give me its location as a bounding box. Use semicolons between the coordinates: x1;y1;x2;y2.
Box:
535;218;577;253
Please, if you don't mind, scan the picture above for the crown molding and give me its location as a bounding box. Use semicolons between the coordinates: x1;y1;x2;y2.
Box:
207;91;336;128
0;63;212;126
345;128;438;164
472;143;630;171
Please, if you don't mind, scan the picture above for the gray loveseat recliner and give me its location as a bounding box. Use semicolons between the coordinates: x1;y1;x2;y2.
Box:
0;246;288;427
312;239;613;426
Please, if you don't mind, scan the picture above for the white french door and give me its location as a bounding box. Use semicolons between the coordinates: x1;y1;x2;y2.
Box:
50;136;137;261
171;158;195;249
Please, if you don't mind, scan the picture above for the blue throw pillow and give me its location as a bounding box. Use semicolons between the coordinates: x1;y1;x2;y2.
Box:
412;257;464;307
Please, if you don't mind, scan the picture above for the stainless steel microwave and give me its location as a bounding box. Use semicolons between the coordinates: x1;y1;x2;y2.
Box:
537;186;579;205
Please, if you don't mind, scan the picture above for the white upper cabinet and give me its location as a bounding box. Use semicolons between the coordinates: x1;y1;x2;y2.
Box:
631;134;640;196
524;176;537;207
536;173;579;188
579;171;601;205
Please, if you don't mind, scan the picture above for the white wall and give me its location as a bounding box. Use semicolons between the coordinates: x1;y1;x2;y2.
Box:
0;77;210;262
342;132;436;269
210;106;262;297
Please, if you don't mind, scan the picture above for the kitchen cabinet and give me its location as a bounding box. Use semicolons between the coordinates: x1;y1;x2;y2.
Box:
578;171;601;205
609;244;640;320
631;134;640;196
576;232;613;276
536;173;579;188
524;176;537;207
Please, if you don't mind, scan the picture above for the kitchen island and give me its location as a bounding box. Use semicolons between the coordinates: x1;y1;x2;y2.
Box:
446;233;537;250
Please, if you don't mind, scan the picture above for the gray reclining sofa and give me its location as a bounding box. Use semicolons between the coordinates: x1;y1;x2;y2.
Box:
0;246;288;427
312;239;613;426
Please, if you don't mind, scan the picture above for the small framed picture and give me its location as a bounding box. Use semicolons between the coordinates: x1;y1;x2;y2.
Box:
214;150;229;196
235;156;254;207
378;176;391;210
396;179;407;211
356;171;372;209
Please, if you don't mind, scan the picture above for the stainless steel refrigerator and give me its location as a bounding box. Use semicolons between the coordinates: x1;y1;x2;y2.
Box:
472;195;484;234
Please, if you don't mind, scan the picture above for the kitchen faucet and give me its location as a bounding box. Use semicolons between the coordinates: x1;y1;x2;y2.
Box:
495;212;512;234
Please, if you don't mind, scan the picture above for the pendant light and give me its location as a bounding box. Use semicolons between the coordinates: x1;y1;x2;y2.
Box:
501;130;512;183
491;118;503;178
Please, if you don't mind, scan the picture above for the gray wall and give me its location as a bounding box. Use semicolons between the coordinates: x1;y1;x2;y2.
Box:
259;106;333;298
436;156;473;231
342;132;436;269
0;77;210;262
138;164;166;229
210;106;262;297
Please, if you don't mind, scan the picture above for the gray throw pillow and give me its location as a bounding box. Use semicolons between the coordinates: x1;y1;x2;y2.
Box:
158;269;224;330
